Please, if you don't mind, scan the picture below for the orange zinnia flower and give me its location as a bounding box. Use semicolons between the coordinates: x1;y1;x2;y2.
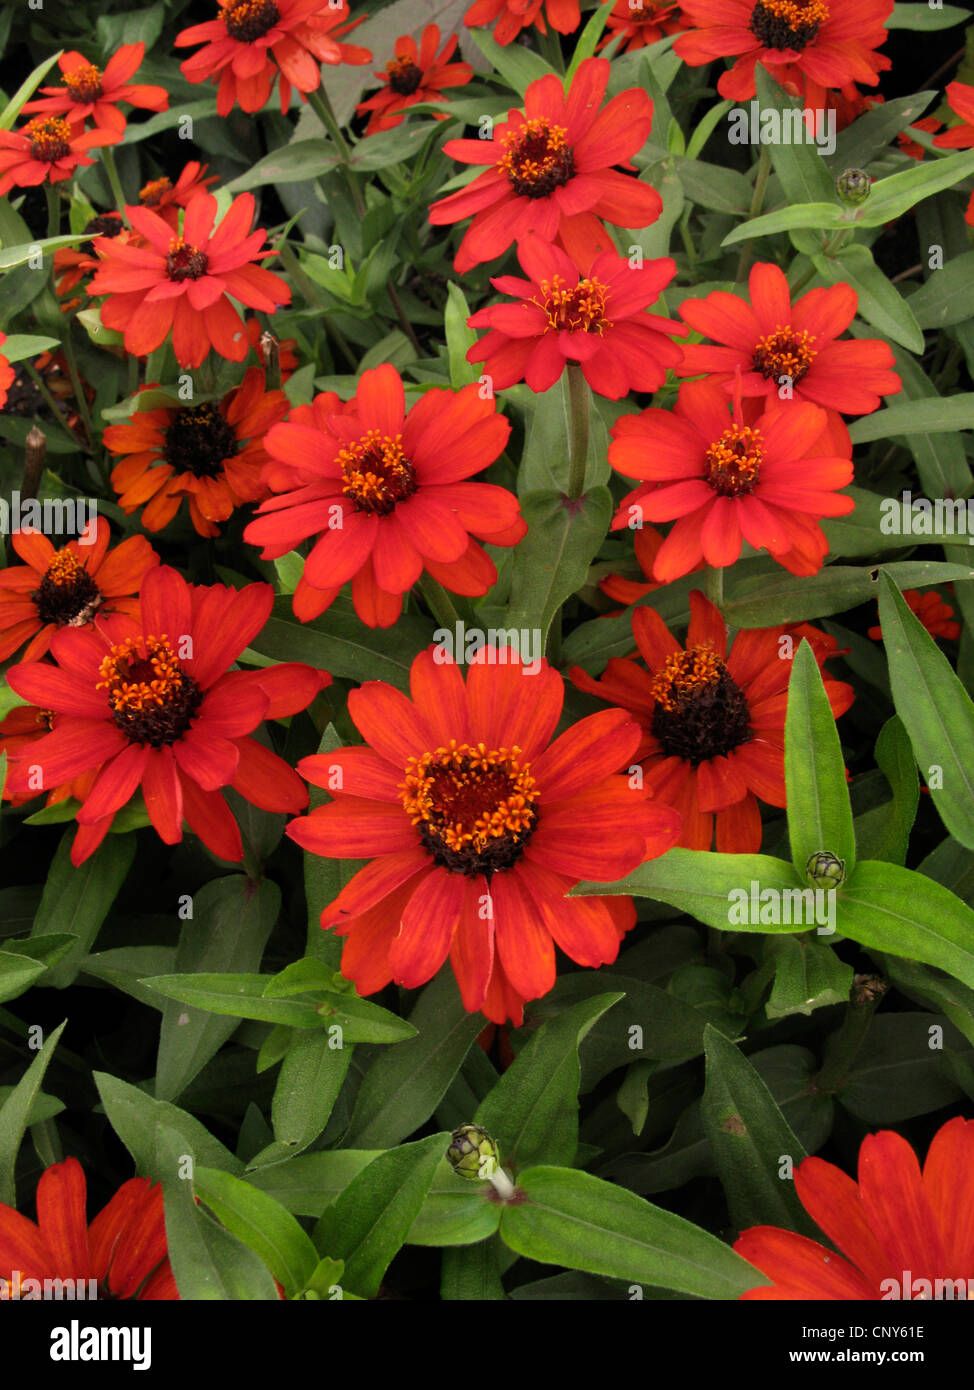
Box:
138;160;220;226
608;380;854;580
22;43;168;137
0;517;158;663
88;192;291;368
674;0;893;103
357;25;473;135
934;82;974;225
5;567;329;865
0;116;118;197
0;332;14;407
176;0;372;117
464;0;579;46
103;368;289;537
466;232;684;399
735;1116;974;1299
0;1157;178;1300
244;364;526;629
53;212;125;297
288;645;682;1024
428;57;662;274
597;0;685;53
569;592;852;851
868;588;960;643
0;704;98;810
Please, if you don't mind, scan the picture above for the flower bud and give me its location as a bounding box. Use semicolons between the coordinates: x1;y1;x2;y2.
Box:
836;168;870;206
805;850;845;890
447;1124;500;1182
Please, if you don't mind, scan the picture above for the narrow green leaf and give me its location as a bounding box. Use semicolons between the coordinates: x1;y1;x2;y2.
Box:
0;50;63;129
784;639;856;878
194;1166;319;1299
0;1021;66;1205
142;973;324;1027
269;1027;352;1155
465;28;554;92
441;1238;506;1299
506;486;612;647
850;394;974;443
765;936;853;1019
32;829;134;987
813;244;923;352
406;1157;503;1247
93;1072;242;1178
855;716;919;865
444;281;478;388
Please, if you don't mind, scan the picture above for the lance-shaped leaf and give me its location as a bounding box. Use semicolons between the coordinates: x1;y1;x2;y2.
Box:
784;638;856;879
0;1021;66;1205
194;1166;319;1299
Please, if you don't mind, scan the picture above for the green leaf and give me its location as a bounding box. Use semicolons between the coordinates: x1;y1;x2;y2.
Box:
444;281;478;388
855;716;919;865
441;1238;506;1299
674;157;752;215
765;936;853;1019
837;861;974;993
887;3;969;29
0;50;63;130
879;572;974;849
94;1071;243;1178
755;66;835;205
830;92;937;172
475;993;623;1172
245;1150;380;1216
156;1126;279;1300
465;28;554;93
156;877;280;1102
499;1165;764;1298
0;334;61;363
813;244;924;353
836;1014;973;1122
314;1132;448;1299
194;1166;319;1299
907;251;974;329
862;344;971;501
0;1021;66;1205
852;394;974;442
722;560;972;628
701;1026;817;1238
506;486;612;647
142;973;325;1027
82;946;176;1011
0;1086;63;1125
268;1027;352;1157
856;150;974;227
343;970;485;1149
30;828;134;987
406;1157;503;1247
784;638;856;878
721;202;847;246
0;235;89;270
226;139;342;193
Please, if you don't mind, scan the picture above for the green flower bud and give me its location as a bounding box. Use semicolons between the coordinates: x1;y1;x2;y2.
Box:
805;850;846;890
836;168;870;206
447;1124;500;1182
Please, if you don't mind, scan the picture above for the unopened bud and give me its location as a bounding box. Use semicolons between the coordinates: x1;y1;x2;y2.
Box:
805;850;845;890
447;1124;499;1181
836;168;870;206
259;330;281;390
24;426;46;496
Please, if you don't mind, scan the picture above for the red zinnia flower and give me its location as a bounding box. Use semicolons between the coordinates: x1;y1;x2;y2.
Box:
569;592;852;851
0;116;119;197
103;368;289;538
176;0;372;117
22;44;168;137
0;518;158;664
0;332;14;408
674;0;893;102
53;213;125;297
677;263;901;432
609;380;854;580
464;0;580;46
357;25;473;135
288;645;682;1024
934;82;974;224
138;160;220;226
4;566;330;865
466;232;685;399
597;0;685;53
0;1157;178;1300
735;1116;974;1299
0;705;100;810
88;192;291;368
868;588;960;643
244;364;526;629
428;57;662;274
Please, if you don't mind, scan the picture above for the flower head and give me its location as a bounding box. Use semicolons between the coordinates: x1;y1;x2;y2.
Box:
466;232;685;399
0;1157;177;1300
22;44;168;137
0;704;100;810
176;0;372;117
0;116;118;197
674;0;893;103
5;566;329;865
597;0;685;53
88;192;291;368
137;160;220;228
463;0;580;47
429;57;661;274
735;1116;974;1299
0;516;158;664
288;645;681;1024
608;379;855;580
357;25;473;134
244;364;526;629
569;593;851;851
104;368;289;537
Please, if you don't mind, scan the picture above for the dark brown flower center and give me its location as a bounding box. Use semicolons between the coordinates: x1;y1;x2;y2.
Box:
97;635;203;747
33;550;102;627
499;118;575;199
749;0;828;51
386;56;423;96
26;116;72;164
82;213;123;256
164;403;237;479
650;645;751;765
63;63;103;103
400;742;539;876
224;0;281;42
752;325;817;384
166;237;208;282
705;423;764;498
339;430;417;515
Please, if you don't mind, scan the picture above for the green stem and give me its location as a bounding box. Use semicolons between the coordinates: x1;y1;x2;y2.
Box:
814;978;886;1094
704;565;724;611
307;85;366;218
23;361;82;444
418;574;462;630
537;27;565;73
388;279;422;356
734;146;772;284
566;363;590;501
59;324;96;463
44;183;61;239
788;263;818;298
101;146;130;225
